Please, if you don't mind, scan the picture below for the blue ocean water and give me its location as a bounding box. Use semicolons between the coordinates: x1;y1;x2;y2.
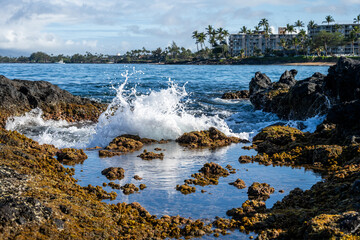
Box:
1;63;328;239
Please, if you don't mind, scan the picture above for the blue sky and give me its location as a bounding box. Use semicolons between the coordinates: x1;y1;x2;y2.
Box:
0;0;359;56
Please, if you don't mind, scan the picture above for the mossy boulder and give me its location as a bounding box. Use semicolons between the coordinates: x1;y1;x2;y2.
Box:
221;90;249;99
137;149;164;160
101;167;125;180
176;184;196;194
100;136;144;157
56;148;87;165
229;179;246;189
253;125;305;154
176;127;247;148
247;182;275;200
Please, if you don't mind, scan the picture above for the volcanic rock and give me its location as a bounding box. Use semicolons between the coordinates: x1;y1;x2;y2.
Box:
101;167;125;180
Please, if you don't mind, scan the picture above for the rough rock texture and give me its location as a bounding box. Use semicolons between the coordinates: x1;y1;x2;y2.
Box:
0;127;217;239
176;127;247;148
229;178;246;189
247;182;275;200
248;58;360;121
221;90;250;99
137;149;164;160
177;163;230;194
101;167;125;180
0;75;107;127
99;136;144;157
56;148;88;165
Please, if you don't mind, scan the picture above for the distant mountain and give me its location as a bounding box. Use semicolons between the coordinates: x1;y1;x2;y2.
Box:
0;49;30;57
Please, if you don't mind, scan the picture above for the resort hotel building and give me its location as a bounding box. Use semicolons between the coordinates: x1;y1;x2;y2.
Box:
229;24;360;56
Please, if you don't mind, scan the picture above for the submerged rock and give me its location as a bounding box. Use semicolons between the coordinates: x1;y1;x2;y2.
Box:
101;167;125;180
176;127;247;148
56;148;88;165
221;90;249;99
137;149;164;160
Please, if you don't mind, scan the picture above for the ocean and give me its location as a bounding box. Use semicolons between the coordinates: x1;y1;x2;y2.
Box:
1;63;328;239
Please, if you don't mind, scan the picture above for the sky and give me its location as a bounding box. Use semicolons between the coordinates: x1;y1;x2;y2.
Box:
0;0;359;56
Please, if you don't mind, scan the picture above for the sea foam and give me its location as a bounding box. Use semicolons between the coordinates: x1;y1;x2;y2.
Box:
89;71;243;147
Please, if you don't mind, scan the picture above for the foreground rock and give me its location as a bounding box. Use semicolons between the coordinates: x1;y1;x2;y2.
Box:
0;127;217;239
248;57;360;120
221;90;249;99
0;75;106;127
56;148;88;165
220;123;360;239
176;127;247;148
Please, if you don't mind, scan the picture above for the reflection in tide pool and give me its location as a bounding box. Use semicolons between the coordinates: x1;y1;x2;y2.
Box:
73;142;321;220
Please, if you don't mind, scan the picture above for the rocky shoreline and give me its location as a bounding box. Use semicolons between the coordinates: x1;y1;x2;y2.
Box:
0;58;359;239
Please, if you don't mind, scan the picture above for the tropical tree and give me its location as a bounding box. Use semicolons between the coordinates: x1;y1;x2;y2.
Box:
239;26;248;34
198;32;207;50
285;24;295;34
308;20;317;30
192;30;199;51
279;39;287;51
312;30;344;55
354;14;360;24
347;26;360;55
254;26;261;33
295;20;304;32
258;18;269;30
323;15;335;25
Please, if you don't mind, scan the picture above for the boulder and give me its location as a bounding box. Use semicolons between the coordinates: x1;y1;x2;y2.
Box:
101;167;125;180
229;178;246;189
247;182;275;200
56;148;88;165
176;127;247;148
0;75;106;127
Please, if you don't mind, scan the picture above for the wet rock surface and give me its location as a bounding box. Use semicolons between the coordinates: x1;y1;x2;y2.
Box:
56;148;88;165
137;149;164;160
248;57;360;120
101;167;125;180
0;128;220;239
177;162;230;194
176;127;248;148
0;75;106;127
221;90;250;99
229;178;246;189
99;136;144;157
247;182;275;200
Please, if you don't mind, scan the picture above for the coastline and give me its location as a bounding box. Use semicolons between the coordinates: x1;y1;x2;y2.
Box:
281;62;336;66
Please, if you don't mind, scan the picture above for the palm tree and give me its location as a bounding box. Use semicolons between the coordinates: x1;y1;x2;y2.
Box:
323;15;335;25
198;32;207;50
192;30;199;51
308;20;317;29
253;26;261;33
239;26;248;34
347;26;360;55
294;20;304;32
258;18;269;30
292;37;301;55
279;39;287;51
354;14;360;24
285;24;295;34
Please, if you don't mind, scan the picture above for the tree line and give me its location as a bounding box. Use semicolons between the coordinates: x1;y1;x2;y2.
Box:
0;14;359;64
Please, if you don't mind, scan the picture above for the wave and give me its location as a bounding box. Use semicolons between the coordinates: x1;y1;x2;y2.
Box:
89;71;244;147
